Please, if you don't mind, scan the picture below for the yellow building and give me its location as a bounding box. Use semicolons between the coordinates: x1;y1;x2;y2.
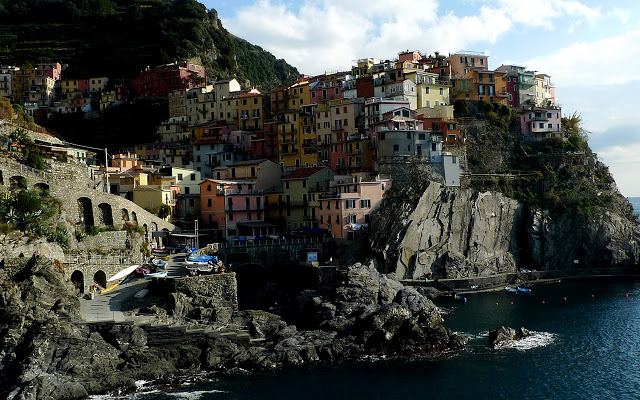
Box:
132;184;179;219
236;91;268;131
281;167;334;231
11;68;34;100
406;71;451;108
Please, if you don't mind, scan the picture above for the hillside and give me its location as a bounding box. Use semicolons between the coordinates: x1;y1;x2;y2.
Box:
0;0;299;91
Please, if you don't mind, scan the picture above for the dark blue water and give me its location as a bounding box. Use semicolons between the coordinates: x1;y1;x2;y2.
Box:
117;279;640;400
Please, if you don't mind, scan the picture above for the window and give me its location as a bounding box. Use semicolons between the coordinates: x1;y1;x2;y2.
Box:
189;199;194;207
406;132;411;139
246;197;250;210
207;199;212;207
548;123;553;129
207;184;211;192
547;113;552;118
346;200;356;209
439;88;444;95
228;198;233;210
360;199;371;208
302;180;307;188
285;181;290;189
348;215;356;224
320;215;324;224
335;215;340;224
539;123;544;128
185;187;190;195
335;200;339;209
229;213;233;221
393;144;399;151
419;133;425;140
247;213;251;220
227;229;235;237
190;173;195;181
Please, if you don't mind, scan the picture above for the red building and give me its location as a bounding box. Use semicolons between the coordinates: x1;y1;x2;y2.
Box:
356;76;375;99
132;61;205;99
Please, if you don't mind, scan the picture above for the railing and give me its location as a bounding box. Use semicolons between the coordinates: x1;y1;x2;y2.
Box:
63;253;142;265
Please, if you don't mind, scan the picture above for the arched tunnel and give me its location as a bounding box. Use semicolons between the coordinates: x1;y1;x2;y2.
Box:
231;262;274;310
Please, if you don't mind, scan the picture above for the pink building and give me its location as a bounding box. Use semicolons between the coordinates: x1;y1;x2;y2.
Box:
309;77;343;102
200;179;273;240
35;63;62;81
520;106;563;141
317;174;391;240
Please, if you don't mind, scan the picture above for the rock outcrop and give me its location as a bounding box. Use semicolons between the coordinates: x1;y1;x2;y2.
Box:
0;257;466;399
488;326;532;348
376;182;639;280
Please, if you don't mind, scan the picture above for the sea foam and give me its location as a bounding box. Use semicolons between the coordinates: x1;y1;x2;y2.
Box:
497;331;557;351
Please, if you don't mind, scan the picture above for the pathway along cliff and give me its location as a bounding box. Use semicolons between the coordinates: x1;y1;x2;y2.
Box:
0;254;465;399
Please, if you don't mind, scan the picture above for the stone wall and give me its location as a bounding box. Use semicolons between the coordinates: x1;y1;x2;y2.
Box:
206;238;331;268
149;273;238;311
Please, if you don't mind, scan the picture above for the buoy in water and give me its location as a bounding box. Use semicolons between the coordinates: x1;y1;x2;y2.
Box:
496;302;499;305
626;294;629;297
592;294;595;298
564;297;567;301
542;300;545;304
510;301;513;305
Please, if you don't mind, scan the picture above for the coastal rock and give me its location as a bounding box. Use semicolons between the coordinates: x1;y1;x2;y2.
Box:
395;183;522;280
488;326;532;348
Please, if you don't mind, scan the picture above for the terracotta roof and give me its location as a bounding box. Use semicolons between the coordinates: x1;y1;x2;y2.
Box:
283;167;326;180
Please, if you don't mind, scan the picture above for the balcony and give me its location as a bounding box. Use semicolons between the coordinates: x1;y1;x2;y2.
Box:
349;161;361;168
281;136;297;144
241;115;249;120
335;163;347;170
282;147;299;155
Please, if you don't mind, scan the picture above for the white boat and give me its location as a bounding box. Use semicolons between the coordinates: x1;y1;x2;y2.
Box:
144;270;168;279
107;265;140;282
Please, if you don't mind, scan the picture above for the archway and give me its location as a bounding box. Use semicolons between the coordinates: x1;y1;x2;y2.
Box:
93;270;107;290
9;175;27;190
143;224;148;239
151;221;158;231
121;208;130;224
34;182;49;192
231;263;273;310
131;211;138;224
77;197;94;228
0;169;3;185
70;270;84;294
98;203;114;226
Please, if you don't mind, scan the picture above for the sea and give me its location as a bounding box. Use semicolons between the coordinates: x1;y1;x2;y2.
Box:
630;197;640;217
112;278;640;400
107;199;640;399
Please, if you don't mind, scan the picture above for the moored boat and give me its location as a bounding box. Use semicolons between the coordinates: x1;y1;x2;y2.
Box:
505;286;518;294
454;293;467;303
517;286;532;294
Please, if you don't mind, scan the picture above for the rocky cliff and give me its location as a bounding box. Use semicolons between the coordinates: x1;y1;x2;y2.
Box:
0;256;465;399
373;181;640;280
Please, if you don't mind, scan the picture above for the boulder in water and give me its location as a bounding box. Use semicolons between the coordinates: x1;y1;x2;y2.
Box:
488;326;532;348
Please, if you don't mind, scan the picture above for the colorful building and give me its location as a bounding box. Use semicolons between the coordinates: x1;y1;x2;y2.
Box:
132;61;205;99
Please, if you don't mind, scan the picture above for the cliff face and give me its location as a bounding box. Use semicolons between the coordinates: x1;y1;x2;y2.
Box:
396;183;522;279
375;182;640;280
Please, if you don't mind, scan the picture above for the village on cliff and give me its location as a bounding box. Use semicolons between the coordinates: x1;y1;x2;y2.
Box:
1;50;561;244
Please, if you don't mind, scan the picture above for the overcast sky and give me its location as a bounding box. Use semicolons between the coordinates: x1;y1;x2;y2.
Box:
203;0;640;197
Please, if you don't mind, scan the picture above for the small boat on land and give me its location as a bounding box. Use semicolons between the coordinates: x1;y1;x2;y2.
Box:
135;266;150;277
107;265;139;282
133;288;149;299
152;248;171;256
151;257;167;268
144;270;168;279
121;274;136;284
517;286;532;294
185;254;217;264
454;293;467;303
505;286;518;294
100;282;119;294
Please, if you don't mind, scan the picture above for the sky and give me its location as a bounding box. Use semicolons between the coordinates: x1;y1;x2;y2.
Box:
202;0;640;197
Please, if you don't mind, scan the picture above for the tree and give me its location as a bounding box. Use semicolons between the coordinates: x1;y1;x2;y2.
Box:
26;152;45;170
158;204;171;219
562;111;590;151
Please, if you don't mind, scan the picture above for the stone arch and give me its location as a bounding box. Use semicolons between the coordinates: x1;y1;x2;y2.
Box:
70;270;84;294
232;263;272;309
98;203;114;226
143;224;148;239
151;222;158;231
9;175;27;190
33;182;49;192
93;270;107;290
131;211;138;224
121;208;129;224
0;169;3;185
77;197;94;228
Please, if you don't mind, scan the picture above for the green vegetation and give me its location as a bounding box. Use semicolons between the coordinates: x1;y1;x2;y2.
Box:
157;204;171;219
0;188;67;244
0;0;299;90
459;100;626;217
